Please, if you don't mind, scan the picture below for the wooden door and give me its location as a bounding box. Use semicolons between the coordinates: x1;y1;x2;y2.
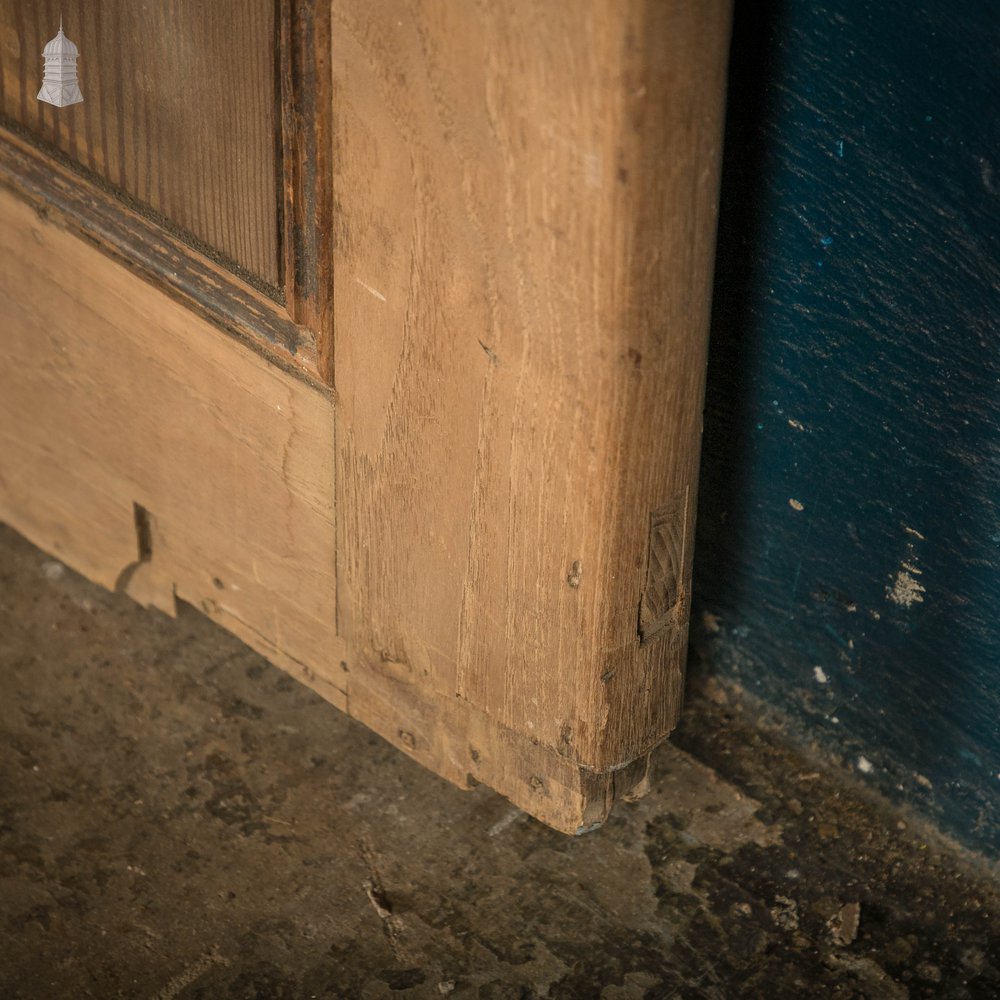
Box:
0;0;732;833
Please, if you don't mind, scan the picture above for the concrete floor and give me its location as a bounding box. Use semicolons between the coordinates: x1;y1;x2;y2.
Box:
0;523;997;999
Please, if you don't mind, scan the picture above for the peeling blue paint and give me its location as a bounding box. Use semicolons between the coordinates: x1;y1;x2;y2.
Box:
695;0;1000;857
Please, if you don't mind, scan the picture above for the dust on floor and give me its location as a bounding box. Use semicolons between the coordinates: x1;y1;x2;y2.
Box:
0;524;997;999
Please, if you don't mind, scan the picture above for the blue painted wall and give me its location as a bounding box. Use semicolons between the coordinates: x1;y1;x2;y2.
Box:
694;0;1000;856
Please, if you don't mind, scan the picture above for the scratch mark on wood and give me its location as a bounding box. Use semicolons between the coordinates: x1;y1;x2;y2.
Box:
639;490;690;644
477;339;499;365
354;276;386;302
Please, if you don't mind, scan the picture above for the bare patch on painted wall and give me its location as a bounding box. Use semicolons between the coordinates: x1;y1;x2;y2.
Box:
887;531;926;608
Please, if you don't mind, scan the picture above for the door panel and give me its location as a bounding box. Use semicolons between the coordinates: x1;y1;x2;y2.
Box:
0;0;732;834
1;0;280;288
0;0;333;385
0;182;343;700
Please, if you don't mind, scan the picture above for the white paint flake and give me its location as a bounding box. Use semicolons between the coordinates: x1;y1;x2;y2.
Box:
888;535;926;607
813;666;829;684
857;756;874;774
789;498;804;511
888;565;926;607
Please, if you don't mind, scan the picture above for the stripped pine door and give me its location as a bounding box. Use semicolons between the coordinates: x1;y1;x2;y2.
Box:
0;0;732;833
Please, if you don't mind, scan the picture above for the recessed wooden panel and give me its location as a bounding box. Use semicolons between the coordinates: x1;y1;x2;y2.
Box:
0;183;339;700
0;0;280;288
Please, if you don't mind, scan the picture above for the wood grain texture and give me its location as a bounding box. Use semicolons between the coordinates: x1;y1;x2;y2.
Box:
333;0;732;771
0;0;280;287
280;0;335;381
0;185;339;692
0;0;732;831
0;127;320;381
0;181;651;834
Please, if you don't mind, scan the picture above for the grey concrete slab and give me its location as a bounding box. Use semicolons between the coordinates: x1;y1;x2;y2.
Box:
0;524;996;998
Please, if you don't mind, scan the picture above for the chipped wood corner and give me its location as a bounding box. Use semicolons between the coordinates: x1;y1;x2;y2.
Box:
340;647;658;835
